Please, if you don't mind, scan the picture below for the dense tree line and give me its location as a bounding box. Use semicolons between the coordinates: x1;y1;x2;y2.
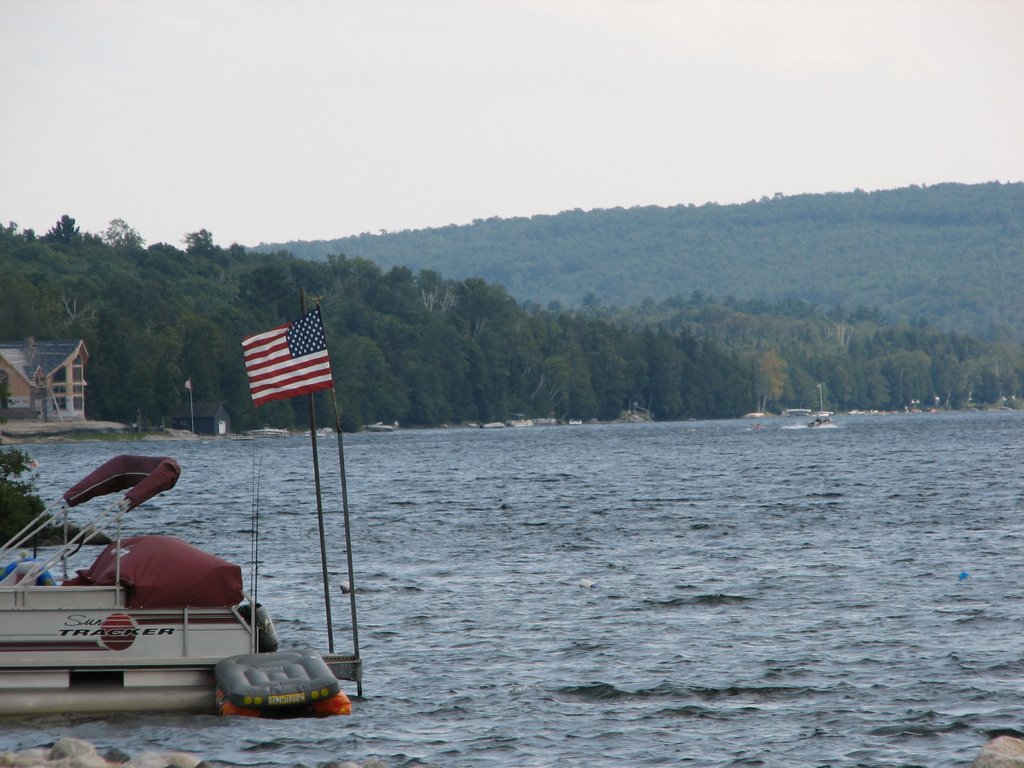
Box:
0;219;750;430
1;217;1021;433
255;182;1024;342
610;294;1022;412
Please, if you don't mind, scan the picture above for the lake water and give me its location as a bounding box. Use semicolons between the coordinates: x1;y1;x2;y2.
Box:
2;412;1022;767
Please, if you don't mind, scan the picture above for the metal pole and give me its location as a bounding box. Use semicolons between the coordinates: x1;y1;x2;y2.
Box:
331;389;362;696
301;290;335;654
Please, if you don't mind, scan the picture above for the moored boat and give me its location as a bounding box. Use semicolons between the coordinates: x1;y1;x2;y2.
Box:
0;454;358;716
246;426;291;438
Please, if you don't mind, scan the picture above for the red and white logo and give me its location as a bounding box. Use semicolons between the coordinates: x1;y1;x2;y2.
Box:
99;613;137;651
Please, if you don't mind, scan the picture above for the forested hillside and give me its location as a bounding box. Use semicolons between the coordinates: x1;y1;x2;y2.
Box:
1;216;1021;434
254;182;1024;341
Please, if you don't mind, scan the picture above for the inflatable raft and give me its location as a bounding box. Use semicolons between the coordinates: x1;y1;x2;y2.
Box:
215;648;351;717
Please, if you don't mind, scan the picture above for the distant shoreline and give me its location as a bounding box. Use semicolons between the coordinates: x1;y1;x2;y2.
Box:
0;420;195;445
2;408;1018;446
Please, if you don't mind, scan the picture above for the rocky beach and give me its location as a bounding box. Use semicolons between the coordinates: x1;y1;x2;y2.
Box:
0;738;390;768
3;735;1023;767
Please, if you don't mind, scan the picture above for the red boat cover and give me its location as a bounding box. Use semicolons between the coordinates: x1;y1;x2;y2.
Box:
63;455;181;510
64;535;244;608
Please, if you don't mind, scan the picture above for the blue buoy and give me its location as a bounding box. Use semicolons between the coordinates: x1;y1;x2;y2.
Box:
958;571;970;581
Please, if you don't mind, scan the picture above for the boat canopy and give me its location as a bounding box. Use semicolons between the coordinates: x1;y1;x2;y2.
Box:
64;535;244;608
63;455;181;511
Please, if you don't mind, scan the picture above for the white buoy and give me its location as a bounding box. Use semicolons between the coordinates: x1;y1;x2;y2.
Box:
578;578;596;590
340;580;353;594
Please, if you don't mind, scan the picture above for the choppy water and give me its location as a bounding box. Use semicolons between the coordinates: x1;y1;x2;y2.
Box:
2;412;1023;767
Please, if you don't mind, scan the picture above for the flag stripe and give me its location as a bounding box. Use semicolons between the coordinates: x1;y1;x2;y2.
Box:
242;331;289;357
247;355;331;387
241;307;333;406
243;344;315;376
250;374;335;403
243;348;293;378
241;322;290;347
248;362;331;394
250;367;333;391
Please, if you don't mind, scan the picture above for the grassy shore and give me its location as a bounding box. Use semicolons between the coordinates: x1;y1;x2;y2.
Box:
0;419;197;444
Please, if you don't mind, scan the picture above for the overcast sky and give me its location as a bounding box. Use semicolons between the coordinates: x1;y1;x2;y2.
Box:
2;0;1021;248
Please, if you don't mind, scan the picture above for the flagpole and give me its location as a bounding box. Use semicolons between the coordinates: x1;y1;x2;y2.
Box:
330;388;361;696
241;297;360;695
184;378;195;434
300;291;336;655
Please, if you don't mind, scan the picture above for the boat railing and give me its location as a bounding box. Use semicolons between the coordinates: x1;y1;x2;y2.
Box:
0;583;125;609
2;455;183;592
0;499;68;564
0;497;133;592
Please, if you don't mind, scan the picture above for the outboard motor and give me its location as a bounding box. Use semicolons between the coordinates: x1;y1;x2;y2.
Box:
240;603;279;653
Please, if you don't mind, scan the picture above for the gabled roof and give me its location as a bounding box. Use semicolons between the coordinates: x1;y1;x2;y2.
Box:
0;340;88;384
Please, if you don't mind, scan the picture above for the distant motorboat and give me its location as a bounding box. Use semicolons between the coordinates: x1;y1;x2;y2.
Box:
246;426;291;438
365;422;398;433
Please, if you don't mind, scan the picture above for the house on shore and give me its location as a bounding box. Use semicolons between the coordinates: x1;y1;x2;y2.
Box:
171;402;232;436
0;339;89;421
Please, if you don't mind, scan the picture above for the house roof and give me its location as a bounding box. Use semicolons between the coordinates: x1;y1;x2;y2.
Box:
173;402;229;419
0;340;88;384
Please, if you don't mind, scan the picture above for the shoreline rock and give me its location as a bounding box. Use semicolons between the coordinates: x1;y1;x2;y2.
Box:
971;736;1024;768
4;733;1021;766
0;738;203;768
0;737;390;768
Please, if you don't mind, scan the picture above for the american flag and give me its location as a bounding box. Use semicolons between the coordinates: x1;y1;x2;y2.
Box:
241;306;334;406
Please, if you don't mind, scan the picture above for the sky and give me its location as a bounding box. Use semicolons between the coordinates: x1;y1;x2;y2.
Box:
2;0;1022;249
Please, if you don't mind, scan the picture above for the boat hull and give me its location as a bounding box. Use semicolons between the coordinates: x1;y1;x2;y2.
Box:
0;677;216;716
0;585;255;715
